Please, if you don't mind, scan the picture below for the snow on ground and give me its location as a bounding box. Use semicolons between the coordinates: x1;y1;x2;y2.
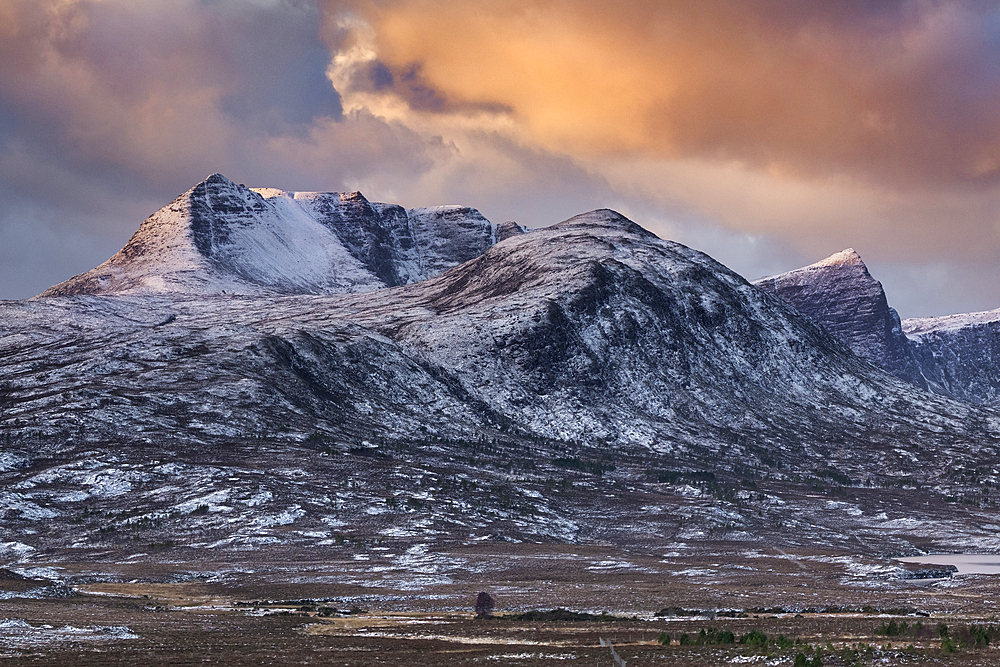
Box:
0;619;138;650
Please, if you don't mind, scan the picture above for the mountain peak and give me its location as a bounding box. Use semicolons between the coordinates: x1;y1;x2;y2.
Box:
203;172;235;186
38;177;496;297
553;208;658;238
812;248;865;269
754;249;926;388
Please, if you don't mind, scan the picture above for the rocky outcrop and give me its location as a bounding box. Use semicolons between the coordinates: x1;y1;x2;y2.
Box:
495;220;526;242
753;249;930;390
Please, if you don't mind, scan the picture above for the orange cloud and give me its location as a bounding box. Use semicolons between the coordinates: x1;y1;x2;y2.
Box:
338;0;1000;190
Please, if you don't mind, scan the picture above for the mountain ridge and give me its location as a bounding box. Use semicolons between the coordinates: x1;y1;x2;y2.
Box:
752;248;929;390
758;248;1000;405
4;177;1000;561
39;173;497;298
8;207;991;458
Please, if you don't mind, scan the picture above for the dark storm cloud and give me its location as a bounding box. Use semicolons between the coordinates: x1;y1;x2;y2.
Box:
211;1;344;132
344;58;511;115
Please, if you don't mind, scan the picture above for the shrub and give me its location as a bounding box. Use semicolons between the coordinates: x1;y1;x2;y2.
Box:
697;628;735;645
475;592;496;617
740;630;768;649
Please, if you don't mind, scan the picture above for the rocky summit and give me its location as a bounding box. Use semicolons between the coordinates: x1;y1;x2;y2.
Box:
758;248;1000;406
753;249;928;390
3;176;1000;565
40;173;496;297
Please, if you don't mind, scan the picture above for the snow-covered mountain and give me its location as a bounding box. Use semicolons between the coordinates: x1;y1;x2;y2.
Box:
4;182;1000;560
902;309;1000;405
753;249;928;390
6;214;996;470
756;249;1000;405
13;209;986;453
40;173;498;297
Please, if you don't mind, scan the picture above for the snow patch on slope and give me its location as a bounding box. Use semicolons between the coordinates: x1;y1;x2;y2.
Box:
903;308;1000;335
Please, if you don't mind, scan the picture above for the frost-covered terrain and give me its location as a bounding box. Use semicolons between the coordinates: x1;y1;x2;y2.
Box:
4;178;1000;567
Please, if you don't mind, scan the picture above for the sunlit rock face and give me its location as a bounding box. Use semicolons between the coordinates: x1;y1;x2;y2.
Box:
40;173;496;297
754;249;930;391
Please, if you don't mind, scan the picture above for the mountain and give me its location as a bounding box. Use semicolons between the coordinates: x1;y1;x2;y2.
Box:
12;210;986;455
753;249;929;389
40;173;496;297
4;197;1000;558
903;309;1000;405
755;249;1000;406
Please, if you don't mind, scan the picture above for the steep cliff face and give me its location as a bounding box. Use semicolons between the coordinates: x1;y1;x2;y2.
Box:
40;174;496;297
753;249;930;390
753;249;1000;406
903;310;1000;405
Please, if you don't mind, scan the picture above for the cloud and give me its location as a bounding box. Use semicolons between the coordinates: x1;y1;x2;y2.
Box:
2;0;1000;319
0;0;349;187
340;0;1000;190
312;0;1000;318
599;157;1000;264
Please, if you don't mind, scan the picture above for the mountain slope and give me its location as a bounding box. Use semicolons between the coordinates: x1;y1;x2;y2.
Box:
755;249;1000;406
903;309;1000;405
364;212;988;457
8;210;994;468
4;204;1000;559
753;249;930;390
40;174;496;297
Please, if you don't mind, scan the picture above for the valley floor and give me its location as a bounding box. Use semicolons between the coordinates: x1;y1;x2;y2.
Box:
3;544;1000;665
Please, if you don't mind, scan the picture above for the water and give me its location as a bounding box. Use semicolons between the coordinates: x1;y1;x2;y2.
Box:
897;554;1000;575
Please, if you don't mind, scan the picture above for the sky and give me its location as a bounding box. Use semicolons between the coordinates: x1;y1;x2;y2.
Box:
2;0;1000;318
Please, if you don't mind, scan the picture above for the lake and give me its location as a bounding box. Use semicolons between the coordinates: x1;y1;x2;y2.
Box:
897;554;1000;575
